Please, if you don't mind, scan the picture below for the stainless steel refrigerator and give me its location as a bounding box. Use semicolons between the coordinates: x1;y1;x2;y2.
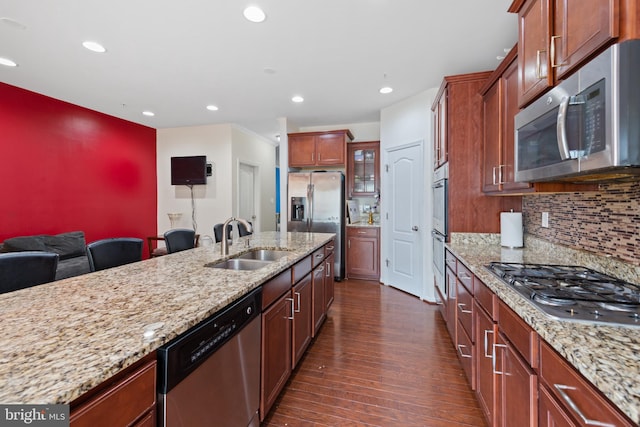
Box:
288;171;345;280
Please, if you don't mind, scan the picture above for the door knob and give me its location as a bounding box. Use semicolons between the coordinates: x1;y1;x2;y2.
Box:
412;226;419;231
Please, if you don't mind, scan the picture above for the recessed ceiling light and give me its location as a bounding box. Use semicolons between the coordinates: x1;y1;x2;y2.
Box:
82;41;106;53
142;111;155;117
206;105;219;111
379;86;393;94
243;6;266;23
0;57;17;67
291;95;304;103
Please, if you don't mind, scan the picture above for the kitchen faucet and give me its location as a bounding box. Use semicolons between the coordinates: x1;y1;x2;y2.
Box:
220;217;252;256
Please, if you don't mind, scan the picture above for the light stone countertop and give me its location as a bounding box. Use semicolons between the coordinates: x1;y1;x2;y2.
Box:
446;233;640;424
346;222;380;228
0;231;334;405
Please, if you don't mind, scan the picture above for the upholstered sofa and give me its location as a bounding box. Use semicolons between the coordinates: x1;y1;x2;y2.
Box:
0;231;91;280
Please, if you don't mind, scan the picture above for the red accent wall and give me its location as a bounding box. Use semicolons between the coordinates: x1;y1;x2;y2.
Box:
0;83;157;255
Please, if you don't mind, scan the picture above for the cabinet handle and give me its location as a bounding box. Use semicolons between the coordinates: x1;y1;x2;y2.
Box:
492;166;498;186
550;35;566;68
315;253;324;258
294;292;301;313
348;239;351;249
311;152;314;162
285;298;295;320
357;231;367;234
457;302;472;314
536;49;547;79
483;329;494;358
492;343;507;375
457;344;472;358
458;271;472;280
326;261;331;277
553;384;615;427
498;164;505;185
326;245;334;251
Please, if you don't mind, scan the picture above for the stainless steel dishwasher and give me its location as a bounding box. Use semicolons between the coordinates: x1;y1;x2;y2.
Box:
157;287;262;427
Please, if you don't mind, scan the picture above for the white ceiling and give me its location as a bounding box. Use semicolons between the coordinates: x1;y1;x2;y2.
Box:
0;1;517;143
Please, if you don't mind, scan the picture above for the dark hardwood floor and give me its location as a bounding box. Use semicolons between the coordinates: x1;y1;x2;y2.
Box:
262;279;487;427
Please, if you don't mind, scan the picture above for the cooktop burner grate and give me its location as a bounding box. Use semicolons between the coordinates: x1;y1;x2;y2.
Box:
485;262;640;327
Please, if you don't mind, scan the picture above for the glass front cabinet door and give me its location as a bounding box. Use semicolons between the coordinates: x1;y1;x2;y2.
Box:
347;141;380;198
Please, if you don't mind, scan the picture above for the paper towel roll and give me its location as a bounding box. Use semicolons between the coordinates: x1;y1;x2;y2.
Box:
500;212;523;248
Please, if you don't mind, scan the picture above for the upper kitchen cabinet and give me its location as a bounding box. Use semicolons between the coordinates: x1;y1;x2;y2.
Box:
347;141;380;198
433;92;447;169
481;45;601;195
481;45;531;194
509;0;620;107
433;71;521;234
288;130;353;168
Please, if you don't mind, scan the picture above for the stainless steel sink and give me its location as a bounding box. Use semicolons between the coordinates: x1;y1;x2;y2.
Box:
206;258;272;271
236;249;291;261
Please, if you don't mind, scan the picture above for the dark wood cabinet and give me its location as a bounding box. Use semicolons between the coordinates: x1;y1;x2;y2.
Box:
324;252;335;311
432;71;521;234
474;298;498;427
538;340;636;427
482;46;531;194
312;262;326;336
346;226;380;280
347;141;380;198
292;273;312;368
288;130;353;168
480;45;597;195
509;0;619;107
433;91;448;169
260;291;292;420
70;356;157;427
495;333;538;427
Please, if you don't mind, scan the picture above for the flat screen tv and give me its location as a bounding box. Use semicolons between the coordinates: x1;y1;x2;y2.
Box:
171;155;207;185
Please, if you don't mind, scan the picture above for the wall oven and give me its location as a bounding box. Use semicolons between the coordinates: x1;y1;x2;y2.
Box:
432;165;448;302
515;39;640;182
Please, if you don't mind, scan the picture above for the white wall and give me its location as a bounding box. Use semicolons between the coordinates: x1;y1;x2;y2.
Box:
380;88;438;301
157;124;276;245
231;125;277;231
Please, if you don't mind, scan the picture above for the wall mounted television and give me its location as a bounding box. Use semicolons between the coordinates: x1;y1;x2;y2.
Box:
171;155;207;185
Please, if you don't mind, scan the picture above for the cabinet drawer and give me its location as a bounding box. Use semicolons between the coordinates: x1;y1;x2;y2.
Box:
456;278;474;338
456;320;475;390
456;261;473;294
474;277;496;319
348;226;378;238
262;268;293;309
293;255;312;284
539;340;635;427
312;247;325;267
71;360;156;427
445;249;457;274
498;300;538;368
324;240;335;257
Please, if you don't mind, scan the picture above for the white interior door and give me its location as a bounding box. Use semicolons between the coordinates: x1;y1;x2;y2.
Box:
239;163;257;232
385;142;424;297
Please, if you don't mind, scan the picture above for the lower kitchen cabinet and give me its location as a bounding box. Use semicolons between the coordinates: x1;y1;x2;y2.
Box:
324;252;335;310
292;272;312;368
538;340;635;427
474;298;497;426
70;355;157;427
495;332;538;427
346;226;380;280
312;261;326;336
260;291;292;421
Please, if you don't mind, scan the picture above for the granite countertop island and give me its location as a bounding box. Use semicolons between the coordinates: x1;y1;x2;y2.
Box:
0;231;334;405
447;233;640;424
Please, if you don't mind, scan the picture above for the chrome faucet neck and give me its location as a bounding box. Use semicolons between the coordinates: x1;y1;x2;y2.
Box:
221;217;252;256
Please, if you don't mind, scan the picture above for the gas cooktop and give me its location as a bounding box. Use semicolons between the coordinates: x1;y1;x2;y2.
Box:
485;262;640;327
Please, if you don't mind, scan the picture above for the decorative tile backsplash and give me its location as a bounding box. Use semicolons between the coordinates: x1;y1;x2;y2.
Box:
522;181;640;265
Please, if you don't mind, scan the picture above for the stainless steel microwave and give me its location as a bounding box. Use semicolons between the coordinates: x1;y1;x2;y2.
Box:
515;40;640;182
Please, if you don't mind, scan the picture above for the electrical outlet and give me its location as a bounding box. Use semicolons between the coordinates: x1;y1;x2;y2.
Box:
541;212;549;228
